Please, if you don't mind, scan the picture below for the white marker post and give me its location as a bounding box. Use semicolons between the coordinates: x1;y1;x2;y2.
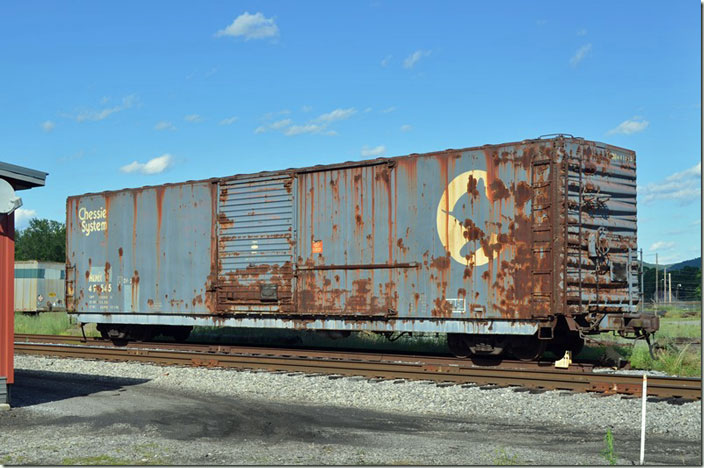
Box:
640;374;648;465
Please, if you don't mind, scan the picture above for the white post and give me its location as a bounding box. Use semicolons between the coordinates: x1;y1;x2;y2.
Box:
640;374;647;465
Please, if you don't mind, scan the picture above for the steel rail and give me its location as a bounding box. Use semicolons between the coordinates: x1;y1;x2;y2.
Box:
14;335;701;400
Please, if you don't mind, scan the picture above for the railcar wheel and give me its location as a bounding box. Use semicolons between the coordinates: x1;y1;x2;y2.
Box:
96;324;110;340
510;334;547;361
447;334;469;358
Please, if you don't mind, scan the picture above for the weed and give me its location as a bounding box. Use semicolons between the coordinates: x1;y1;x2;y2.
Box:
601;428;617;465
493;448;521;465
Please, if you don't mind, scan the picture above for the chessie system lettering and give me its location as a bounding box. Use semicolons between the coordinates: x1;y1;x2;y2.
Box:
79;206;107;236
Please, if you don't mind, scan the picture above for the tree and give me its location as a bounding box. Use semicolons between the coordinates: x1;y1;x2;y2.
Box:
15;218;66;262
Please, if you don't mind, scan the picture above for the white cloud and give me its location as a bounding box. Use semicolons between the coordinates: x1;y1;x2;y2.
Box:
569;43;592;67
285;124;324;136
14;208;36;227
41;120;55;132
649;241;675;252
219;116;239;126
76;95;137;122
184;114;202;123
270;118;292;129
639;162;701;205
380;55;392;67
400;124;412;132
216;12;279;40
314;108;356;123
256;107;355;136
120;154;174;175
262;109;291;120
361;145;386;157
577;28;587;36
403;50;431;69
154;121;175;131
301;105;312;112
255;118;292;133
380;106;397;114
607;117;649;135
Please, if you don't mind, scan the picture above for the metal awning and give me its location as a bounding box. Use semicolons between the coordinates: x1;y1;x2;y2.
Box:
0;162;48;191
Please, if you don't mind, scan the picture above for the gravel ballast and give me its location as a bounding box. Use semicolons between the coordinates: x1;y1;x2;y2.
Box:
1;354;701;465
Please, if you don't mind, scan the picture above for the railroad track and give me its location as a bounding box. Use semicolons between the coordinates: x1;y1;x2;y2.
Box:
14;334;702;400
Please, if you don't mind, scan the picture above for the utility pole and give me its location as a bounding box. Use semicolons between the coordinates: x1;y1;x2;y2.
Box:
668;273;672;303
655;253;659;303
663;267;667;303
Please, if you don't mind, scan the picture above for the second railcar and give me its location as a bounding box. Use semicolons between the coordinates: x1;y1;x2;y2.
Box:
14;260;66;313
66;135;657;358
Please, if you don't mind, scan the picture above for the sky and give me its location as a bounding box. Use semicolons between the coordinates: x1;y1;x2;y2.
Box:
1;0;701;265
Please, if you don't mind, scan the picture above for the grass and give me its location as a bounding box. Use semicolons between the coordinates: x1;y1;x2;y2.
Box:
14;311;99;337
601;428;617;465
493;448;522;465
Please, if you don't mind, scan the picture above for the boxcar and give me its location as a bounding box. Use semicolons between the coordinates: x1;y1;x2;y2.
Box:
66;135;658;358
14;260;66;313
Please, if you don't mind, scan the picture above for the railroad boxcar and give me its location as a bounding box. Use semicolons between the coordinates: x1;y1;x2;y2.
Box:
14;260;66;313
65;135;658;358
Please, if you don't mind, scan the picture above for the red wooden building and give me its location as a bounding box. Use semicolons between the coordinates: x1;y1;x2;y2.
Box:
0;162;47;406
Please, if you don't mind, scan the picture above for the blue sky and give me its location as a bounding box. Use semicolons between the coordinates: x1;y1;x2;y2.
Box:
2;0;700;264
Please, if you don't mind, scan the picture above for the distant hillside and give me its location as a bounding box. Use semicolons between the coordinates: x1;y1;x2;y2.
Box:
643;257;701;271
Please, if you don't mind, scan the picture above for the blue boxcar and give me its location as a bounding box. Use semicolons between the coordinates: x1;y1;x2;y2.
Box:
66;136;657;354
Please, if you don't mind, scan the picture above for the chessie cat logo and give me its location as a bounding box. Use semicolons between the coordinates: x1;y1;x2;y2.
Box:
78;206;107;237
436;170;499;266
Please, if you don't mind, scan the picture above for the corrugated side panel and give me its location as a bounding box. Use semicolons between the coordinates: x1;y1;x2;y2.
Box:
67;181;216;316
563;141;639;314
217;173;295;312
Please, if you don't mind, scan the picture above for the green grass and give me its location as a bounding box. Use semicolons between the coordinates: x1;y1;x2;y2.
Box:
493;448;522;465
14;311;99;337
601;428;618;465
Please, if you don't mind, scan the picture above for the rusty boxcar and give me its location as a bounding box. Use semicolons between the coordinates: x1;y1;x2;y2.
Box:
66;135;658;359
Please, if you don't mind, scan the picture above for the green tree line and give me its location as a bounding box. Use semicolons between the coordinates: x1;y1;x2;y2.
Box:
15;218;65;262
640;265;701;302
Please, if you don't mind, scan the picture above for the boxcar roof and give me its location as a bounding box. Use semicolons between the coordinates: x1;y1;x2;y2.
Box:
67;135;635;199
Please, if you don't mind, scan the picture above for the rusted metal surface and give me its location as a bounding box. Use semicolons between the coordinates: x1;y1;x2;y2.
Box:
562;140;641;326
66;180;218;316
14;335;700;399
216;173;295;313
67;136;651;338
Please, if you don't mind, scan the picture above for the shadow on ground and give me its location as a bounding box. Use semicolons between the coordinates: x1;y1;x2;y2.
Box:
8;369;150;407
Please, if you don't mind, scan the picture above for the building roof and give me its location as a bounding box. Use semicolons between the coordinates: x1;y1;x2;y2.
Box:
0;161;48;190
